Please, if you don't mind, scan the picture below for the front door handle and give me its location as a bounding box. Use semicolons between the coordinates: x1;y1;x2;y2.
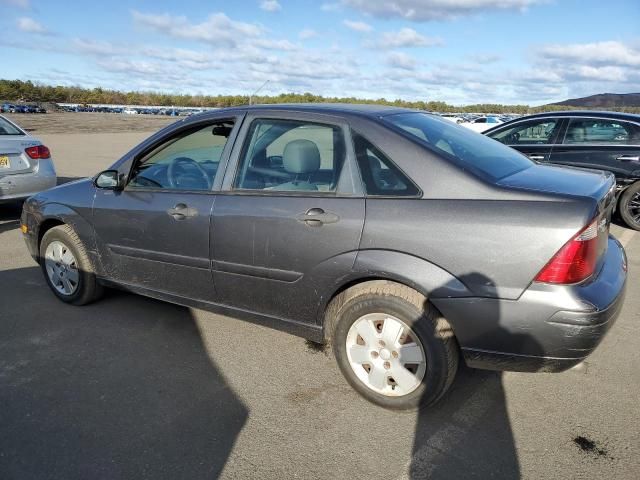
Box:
167;203;197;220
528;154;545;161
617;155;640;162
296;208;340;227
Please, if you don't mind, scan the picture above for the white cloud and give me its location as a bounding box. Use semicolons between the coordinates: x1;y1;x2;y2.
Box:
378;28;442;48
343;19;373;32
260;0;281;12
17;17;49;34
72;38;122;56
132;11;263;47
298;29;318;40
341;0;546;21
539;41;640;68
386;51;416;70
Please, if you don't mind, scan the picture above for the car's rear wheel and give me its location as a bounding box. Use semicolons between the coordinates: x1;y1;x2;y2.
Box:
619;182;640;231
327;281;458;410
40;225;103;305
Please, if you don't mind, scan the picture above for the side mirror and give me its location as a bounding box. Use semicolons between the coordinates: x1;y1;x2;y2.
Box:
95;170;123;190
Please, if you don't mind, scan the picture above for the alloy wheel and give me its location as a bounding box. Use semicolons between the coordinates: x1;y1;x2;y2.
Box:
628;191;640;226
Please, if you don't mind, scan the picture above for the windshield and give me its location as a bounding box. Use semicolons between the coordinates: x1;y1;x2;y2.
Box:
0;116;24;135
384;112;533;180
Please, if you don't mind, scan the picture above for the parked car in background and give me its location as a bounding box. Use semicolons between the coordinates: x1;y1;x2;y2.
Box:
461;115;504;132
439;113;465;124
21;105;626;410
123;108;138;115
0;114;56;203
485;111;640;230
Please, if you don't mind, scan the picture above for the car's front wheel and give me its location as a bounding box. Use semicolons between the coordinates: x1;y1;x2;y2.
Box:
40;224;103;305
327;281;458;410
619;182;640;231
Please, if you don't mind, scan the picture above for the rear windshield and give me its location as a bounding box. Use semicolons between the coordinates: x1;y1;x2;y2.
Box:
384;112;533;180
0;116;23;135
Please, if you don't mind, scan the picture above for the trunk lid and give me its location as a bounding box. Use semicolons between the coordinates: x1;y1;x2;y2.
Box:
497;163;616;215
499;163;616;284
0;136;40;175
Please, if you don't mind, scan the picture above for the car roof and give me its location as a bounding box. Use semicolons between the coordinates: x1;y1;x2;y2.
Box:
193;103;420;120
514;110;640;122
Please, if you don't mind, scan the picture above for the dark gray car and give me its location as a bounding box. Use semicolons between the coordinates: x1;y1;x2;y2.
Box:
21;104;627;410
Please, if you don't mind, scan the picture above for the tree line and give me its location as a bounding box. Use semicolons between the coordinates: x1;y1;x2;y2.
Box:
2;79;639;114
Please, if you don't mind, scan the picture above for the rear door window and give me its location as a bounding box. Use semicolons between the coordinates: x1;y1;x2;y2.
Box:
563;118;640;145
234;119;345;193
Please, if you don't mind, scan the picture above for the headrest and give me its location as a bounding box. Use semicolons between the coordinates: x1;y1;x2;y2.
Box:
569;126;586;141
283;139;321;174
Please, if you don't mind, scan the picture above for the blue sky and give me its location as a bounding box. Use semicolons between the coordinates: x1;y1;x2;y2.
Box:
1;0;639;105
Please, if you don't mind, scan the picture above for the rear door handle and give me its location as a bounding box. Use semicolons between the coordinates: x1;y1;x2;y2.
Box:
296;208;340;227
617;155;640;162
528;154;545;161
167;203;197;220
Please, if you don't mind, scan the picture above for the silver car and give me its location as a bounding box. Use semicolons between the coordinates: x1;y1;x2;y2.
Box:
0;115;56;202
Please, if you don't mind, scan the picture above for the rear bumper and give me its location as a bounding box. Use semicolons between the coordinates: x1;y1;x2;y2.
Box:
0;163;56;201
433;236;627;373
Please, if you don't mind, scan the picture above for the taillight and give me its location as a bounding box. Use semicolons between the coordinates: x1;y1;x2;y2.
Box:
534;217;605;284
25;145;51;159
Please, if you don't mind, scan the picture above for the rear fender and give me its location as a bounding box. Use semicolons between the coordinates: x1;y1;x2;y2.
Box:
316;249;471;326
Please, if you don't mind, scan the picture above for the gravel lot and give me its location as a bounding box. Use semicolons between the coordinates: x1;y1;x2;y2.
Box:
1;113;638;479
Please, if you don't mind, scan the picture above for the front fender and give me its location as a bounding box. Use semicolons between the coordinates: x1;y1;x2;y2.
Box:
27;200;101;275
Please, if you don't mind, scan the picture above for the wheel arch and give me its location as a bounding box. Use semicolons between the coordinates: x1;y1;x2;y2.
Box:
35;203;101;274
318;249;473;338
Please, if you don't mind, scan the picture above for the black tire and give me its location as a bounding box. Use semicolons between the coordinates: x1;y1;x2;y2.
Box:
619;182;640;231
326;280;458;410
39;224;103;305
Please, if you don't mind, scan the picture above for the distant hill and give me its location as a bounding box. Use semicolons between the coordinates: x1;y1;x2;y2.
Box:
549;93;640;108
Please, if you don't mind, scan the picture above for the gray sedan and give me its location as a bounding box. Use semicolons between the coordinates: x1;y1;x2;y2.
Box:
0;115;56;202
20;104;627;410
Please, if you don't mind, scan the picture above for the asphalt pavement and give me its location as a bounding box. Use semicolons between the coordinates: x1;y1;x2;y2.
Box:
1;170;638;479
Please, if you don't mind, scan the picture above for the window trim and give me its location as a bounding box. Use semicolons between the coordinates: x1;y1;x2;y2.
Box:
350;128;423;199
225;114;358;197
123;117;241;194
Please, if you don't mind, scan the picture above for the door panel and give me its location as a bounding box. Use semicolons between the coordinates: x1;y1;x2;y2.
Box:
92;189;216;301
211;112;365;325
549;117;640;182
90;117;243;301
211;195;364;323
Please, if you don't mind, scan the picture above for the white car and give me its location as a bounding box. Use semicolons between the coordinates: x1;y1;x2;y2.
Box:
461;116;504;133
439;113;465;124
123;108;138;115
0;115;57;203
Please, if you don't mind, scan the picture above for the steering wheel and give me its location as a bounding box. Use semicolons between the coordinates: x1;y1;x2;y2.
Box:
167;157;211;189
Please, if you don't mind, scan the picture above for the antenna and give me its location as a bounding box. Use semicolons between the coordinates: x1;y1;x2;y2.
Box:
249;80;270;105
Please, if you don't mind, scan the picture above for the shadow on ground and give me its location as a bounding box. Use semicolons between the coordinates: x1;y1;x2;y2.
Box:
0;266;247;480
408;272;543;479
